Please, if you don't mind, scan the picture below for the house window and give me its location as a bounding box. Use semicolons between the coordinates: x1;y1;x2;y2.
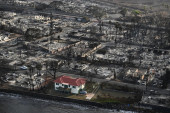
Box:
73;86;76;88
64;85;68;89
56;83;59;85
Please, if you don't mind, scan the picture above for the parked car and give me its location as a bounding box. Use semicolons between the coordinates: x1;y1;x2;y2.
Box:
20;66;28;70
79;90;87;94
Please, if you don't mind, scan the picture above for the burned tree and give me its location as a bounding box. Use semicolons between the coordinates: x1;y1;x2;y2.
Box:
36;63;42;76
50;61;59;79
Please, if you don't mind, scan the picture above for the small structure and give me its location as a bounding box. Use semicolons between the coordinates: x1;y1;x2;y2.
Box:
54;75;86;94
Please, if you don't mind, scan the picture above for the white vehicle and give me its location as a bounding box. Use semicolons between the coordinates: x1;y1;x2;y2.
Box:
20;66;28;70
141;82;146;85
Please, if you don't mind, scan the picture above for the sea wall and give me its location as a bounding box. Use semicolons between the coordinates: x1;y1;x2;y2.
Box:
0;88;134;111
0;88;170;113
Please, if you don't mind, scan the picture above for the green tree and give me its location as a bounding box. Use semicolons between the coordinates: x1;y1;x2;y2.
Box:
131;10;141;16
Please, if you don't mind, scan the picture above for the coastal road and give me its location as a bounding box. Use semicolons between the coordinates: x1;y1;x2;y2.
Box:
54;71;170;96
23;67;168;96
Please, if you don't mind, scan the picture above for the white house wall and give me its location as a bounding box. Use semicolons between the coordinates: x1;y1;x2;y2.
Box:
80;84;85;89
55;83;73;89
54;83;85;94
55;83;64;89
71;87;79;94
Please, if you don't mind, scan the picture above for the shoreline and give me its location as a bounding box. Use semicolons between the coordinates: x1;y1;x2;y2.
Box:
0;88;138;112
0;88;170;113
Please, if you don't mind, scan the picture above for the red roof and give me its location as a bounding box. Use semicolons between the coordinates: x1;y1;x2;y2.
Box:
54;75;86;86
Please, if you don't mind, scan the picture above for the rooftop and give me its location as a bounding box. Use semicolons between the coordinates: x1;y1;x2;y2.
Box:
54;75;86;86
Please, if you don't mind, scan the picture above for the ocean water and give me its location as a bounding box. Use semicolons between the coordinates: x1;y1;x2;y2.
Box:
0;93;137;113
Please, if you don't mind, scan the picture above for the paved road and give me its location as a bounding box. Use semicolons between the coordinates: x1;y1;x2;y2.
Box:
53;71;170;96
16;67;169;96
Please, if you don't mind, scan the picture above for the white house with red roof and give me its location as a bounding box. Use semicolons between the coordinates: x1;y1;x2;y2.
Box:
54;75;86;94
